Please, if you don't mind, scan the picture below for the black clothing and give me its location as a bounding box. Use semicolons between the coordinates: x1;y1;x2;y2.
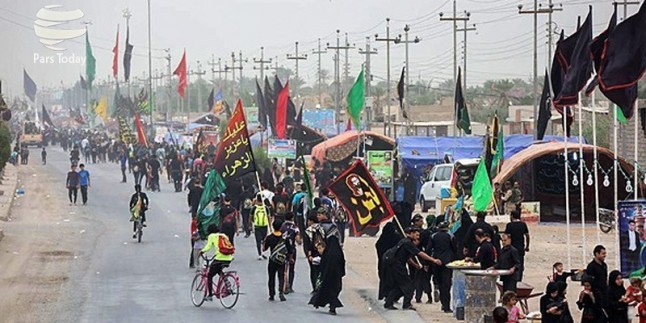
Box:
254;226;268;256
463;218;494;257
309;235;345;310
577;292;606;323
187;186;204;217
474;240;496;270
505;220;529;279
608;270;628;323
495;245;521;292
264;233;286;296
66;171;80;187
428;230;456;311
80;185;88;205
585;259;609;308
68;187;78;204
383;238;421;308
540;293;565;323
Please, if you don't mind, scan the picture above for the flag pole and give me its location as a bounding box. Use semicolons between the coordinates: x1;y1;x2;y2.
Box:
634;100;639;200
614;104;620;269
591;90;601;245
578;98;586;264
564;108;572;270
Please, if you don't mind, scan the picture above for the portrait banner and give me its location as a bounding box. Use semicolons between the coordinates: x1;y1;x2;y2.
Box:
618;200;646;276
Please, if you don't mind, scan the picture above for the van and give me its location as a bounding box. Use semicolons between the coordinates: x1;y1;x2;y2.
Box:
418;158;480;212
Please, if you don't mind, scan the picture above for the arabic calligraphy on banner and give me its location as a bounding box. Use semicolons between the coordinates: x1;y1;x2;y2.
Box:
268;139;297;159
328;159;394;235
214;100;257;181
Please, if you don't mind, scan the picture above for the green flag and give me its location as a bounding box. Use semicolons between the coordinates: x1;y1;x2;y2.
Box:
86;32;96;90
196;170;226;238
490;126;504;178
346;65;365;129
616;105;627;125
472;158;493;212
301;157;314;209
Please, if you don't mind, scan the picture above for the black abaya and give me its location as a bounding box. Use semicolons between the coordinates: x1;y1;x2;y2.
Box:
309;235;345;309
376;222;402;300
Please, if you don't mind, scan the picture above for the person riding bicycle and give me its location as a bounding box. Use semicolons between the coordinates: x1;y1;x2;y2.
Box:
129;184;149;239
200;224;234;301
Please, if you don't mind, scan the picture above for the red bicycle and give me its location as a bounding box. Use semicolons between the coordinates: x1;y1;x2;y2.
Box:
191;255;240;309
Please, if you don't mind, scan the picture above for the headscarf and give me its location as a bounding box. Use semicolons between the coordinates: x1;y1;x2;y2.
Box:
608;270;626;296
546;282;559;295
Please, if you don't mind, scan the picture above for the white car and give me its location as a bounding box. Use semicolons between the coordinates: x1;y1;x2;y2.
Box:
418;158;480;212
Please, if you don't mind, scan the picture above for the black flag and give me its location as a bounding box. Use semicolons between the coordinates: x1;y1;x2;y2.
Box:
554;7;593;107
550;31;574;135
79;75;87;90
599;1;646;119
397;66;407;119
42;104;54;128
207;88;215;113
23;69;37;102
455;67;471;134
264;76;277;135
537;70;553;141
255;79;268;130
585;5;617;95
123;25;134;82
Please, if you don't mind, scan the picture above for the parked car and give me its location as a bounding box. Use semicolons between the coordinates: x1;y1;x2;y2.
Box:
418;158;480;212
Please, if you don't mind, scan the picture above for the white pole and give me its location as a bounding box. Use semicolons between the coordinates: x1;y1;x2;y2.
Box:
634;100;639;201
564;108;572;270
614;104;620;269
578;99;586;264
591;91;601;245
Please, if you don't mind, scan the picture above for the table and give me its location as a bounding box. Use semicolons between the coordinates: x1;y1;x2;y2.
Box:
462;269;512;323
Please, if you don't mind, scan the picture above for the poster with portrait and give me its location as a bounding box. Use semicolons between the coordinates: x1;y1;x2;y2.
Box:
366;151;393;188
618;200;646;276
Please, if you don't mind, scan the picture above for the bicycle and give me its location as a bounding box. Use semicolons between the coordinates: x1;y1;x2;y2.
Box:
134;216;144;243
191;255;240;309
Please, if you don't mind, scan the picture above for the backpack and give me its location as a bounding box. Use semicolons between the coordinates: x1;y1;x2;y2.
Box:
243;198;253;210
382;240;406;265
293;194;305;215
222;211;236;226
269;238;289;265
333;206;347;223
218;234;235;255
276;196;287;216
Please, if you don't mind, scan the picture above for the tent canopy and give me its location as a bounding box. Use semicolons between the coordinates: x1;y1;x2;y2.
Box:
397;134;583;179
310;130;395;166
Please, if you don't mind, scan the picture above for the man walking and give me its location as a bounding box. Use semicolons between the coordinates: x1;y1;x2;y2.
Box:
78;164;91;206
427;221;456;313
505;210;530;280
585;245;609;317
493;233;521;293
252;195;271;260
66;165;80;205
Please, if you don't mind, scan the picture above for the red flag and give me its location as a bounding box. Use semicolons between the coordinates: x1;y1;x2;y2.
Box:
275;81;289;139
346;118;352;131
112;27;119;79
134;112;148;147
173;50;187;97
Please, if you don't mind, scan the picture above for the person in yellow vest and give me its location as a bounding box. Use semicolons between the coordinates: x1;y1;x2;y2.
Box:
200;224;234;301
252;194;272;260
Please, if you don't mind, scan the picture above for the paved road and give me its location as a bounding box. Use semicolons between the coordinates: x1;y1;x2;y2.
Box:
44;148;376;323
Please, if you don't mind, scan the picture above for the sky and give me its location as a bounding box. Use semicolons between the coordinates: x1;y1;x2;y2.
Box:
0;0;629;98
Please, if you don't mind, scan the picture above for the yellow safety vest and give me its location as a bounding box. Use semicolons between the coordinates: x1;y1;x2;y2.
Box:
253;205;269;227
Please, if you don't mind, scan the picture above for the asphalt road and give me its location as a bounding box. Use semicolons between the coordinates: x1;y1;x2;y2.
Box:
44;147;376;323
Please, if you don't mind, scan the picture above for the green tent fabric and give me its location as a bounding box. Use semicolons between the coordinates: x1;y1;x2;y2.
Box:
617;105;628;125
472;158;493;212
197;170;226;239
346;66;365;129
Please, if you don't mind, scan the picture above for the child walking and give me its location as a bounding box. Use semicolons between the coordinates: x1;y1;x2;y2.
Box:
501;291;525;323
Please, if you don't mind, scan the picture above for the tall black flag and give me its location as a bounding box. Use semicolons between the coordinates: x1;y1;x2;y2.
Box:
397;66;407;119
264;76;277;135
79;75;87;90
599;1;646;119
455;67;471;134
255;79;267;130
554;7;593;107
537;70;553;141
123;25;134;82
42;104;54;128
23;69;37;102
207;88;215;113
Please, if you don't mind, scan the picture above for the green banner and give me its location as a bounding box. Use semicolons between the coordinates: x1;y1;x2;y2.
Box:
367;150;393;187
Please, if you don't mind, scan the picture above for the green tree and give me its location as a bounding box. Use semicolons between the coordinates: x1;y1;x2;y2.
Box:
0;122;11;170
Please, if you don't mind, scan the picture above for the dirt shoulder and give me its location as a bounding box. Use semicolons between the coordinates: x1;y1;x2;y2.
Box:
0;161;93;322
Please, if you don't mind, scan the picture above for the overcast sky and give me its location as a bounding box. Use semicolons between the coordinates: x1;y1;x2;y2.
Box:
0;0;626;97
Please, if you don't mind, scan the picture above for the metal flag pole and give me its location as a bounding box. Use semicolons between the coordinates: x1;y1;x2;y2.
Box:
634;100;639;200
564;107;572;270
614;104;620;268
577;96;586;264
591;91;601;244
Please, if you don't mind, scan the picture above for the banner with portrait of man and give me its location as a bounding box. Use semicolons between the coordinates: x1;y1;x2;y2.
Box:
328;159;394;235
618;200;646;276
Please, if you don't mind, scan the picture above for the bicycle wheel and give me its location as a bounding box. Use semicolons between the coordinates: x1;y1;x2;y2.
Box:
191;274;207;307
137;227;143;243
218;273;239;309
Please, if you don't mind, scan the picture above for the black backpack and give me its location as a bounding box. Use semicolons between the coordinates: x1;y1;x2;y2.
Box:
269;238;289;265
382;239;406;265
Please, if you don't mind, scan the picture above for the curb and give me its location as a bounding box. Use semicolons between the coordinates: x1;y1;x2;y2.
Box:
0;165;19;243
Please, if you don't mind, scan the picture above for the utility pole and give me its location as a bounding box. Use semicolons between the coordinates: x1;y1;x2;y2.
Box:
189;61;206;113
359;37;378;130
394;25;420;135
313;38;327;106
238;51;248;98
226;51;245;98
207;54;217;87
211;58;227;91
328;30;354;134
617;0;640;19
253;46;272;84
546;0;563;66
456;12;476;89
287;41;308;99
270;56;279;76
343;33;355;102
376;18;398;137
519;1;561;140
164;48;171;121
